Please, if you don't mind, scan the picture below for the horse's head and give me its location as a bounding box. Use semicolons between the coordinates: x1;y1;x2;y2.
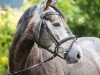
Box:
31;3;82;64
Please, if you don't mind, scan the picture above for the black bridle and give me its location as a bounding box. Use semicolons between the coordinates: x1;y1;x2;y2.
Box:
37;5;77;59
8;5;77;75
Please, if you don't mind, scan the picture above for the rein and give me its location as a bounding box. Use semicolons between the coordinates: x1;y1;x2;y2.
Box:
8;5;77;75
8;55;56;75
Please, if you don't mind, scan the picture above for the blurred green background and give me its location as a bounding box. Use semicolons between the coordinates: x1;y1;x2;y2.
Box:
0;0;100;75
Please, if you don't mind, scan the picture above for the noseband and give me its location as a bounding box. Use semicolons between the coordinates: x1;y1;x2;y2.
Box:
8;5;77;75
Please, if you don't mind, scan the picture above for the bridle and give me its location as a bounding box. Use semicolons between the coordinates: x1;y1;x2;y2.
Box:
8;5;77;75
36;5;77;59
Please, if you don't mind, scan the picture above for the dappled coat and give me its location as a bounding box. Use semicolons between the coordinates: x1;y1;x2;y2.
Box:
7;3;100;75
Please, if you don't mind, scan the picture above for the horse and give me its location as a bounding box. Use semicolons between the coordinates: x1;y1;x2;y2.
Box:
7;1;100;75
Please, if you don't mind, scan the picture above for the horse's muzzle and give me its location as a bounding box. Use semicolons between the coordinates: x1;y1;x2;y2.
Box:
65;50;81;63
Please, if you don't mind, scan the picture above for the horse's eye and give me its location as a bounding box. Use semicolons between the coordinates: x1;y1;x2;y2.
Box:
53;23;60;27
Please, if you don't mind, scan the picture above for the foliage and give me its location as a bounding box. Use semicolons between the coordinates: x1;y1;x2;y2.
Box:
56;0;100;37
0;7;21;75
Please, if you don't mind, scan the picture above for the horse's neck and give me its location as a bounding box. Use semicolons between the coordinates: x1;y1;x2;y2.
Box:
25;43;70;75
25;43;53;67
10;42;48;72
9;33;34;72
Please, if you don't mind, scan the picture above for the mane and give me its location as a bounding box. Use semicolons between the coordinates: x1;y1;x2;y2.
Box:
9;5;38;72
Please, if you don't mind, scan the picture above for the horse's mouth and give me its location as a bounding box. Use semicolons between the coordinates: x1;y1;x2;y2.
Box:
66;59;79;64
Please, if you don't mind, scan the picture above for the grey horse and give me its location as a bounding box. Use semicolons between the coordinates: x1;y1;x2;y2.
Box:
7;1;100;75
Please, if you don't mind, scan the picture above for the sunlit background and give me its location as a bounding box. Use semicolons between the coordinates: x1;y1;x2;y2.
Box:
0;0;100;75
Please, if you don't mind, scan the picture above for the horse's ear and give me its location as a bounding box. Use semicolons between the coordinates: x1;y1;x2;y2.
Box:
50;0;58;5
44;0;58;10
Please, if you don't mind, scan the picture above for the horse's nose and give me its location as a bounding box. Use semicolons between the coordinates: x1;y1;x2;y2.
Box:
65;50;81;63
77;52;81;59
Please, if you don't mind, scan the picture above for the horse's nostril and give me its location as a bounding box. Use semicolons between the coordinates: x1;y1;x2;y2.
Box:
77;52;81;59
